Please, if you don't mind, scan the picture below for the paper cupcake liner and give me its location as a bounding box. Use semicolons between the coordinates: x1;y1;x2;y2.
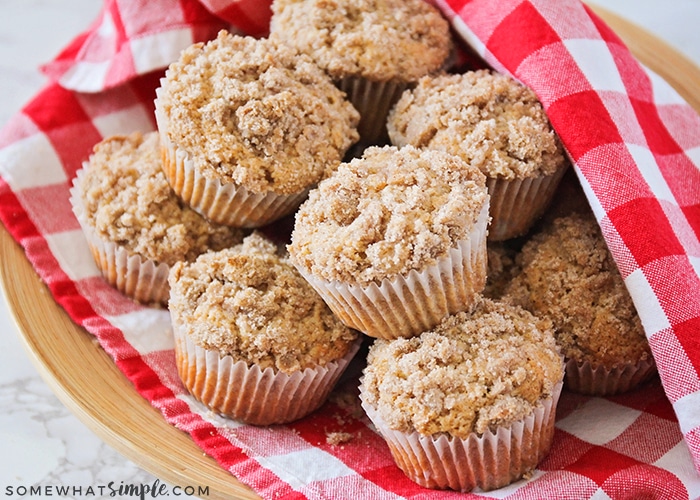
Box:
154;86;308;228
564;356;657;396
337;76;410;145
173;324;363;426
487;164;569;241
296;202;489;340
360;382;563;492
69;169;170;306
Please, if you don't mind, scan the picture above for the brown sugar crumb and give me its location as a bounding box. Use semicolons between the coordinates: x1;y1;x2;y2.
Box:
288;145;488;285
387;70;566;180
326;431;354;446
505;212;651;368
79;131;242;265
361;297;563;438
168;233;358;373
270;0;452;82
159;31;359;195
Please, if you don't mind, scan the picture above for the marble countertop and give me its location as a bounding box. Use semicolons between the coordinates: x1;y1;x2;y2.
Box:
1;1;699;498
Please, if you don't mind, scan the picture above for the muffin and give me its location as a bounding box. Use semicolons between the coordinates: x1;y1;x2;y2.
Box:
505;212;656;396
288;145;490;340
270;0;452;144
168;232;361;425
154;31;360;228
69;131;243;306
387;70;570;240
360;297;565;492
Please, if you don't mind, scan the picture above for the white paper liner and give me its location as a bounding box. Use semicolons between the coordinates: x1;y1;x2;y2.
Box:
337;76;410;144
564;355;657;396
360;382;563;492
173;324;363;426
487;164;569;241
69;169;170;306
295;202;490;340
154;86;309;228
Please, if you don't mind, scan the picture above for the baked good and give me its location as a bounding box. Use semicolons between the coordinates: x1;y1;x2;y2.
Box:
505;212;656;395
168;232;361;425
387;69;570;240
154;30;360;228
359;297;564;492
288;144;489;339
69;131;242;306
269;0;452;144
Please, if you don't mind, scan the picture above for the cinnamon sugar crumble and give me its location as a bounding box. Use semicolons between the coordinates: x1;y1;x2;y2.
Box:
159;31;359;195
78;131;242;265
361;297;563;437
288;145;488;285
504;212;650;368
387;70;566;180
168;233;358;374
270;0;452;82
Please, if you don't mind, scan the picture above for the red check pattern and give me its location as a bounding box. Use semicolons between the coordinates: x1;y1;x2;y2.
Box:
1;1;699;498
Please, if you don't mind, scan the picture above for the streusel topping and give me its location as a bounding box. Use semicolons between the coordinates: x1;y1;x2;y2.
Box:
168;233;358;374
505;212;650;367
78;131;242;265
158;31;359;195
270;0;452;81
387;70;566;180
361;297;563;437
288;145;488;285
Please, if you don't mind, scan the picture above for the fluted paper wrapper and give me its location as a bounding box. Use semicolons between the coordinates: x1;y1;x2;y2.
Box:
337;76;410;145
487;164;569;241
173;324;362;426
296;202;490;340
360;382;563;492
69;169;170;306
154;86;308;228
565;356;657;396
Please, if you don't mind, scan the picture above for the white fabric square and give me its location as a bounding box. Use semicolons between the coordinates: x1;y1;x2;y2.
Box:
0;133;66;190
105;308;173;354
673;390;700;436
58;60;110;93
654;441;700;497
258;448;354;487
556;398;641;445
625;268;671;336
91;106;155;139
44;229;100;281
626;144;675;202
130;29;194;74
647;67;689;106
564;39;627;93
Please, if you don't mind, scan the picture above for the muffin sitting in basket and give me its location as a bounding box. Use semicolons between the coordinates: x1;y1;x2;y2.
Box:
168;232;361;425
288;144;490;340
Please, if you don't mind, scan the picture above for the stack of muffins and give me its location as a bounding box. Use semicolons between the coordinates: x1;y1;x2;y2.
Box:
69;0;655;494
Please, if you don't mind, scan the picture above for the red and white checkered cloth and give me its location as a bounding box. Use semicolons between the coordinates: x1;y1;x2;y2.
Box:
1;0;699;498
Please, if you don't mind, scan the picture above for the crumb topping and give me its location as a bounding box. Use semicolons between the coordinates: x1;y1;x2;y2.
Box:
387;70;566;179
484;242;521;300
504;212;650;367
168;233;358;373
270;0;452;81
159;31;359;195
361;297;563;437
79;132;242;265
288;145;488;285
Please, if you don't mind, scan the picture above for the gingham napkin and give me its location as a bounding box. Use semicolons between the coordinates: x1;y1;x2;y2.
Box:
1;0;699;498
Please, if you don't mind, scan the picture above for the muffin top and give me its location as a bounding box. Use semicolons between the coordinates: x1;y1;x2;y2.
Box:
288;145;488;286
168;233;358;373
269;0;452;82
76;131;242;265
387;70;567;180
158;31;360;195
504;212;650;368
361;297;563;438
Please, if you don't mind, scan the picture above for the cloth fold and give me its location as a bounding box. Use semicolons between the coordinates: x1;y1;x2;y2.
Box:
1;1;699;498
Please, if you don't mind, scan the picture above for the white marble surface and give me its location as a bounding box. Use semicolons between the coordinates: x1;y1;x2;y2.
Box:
0;1;699;499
